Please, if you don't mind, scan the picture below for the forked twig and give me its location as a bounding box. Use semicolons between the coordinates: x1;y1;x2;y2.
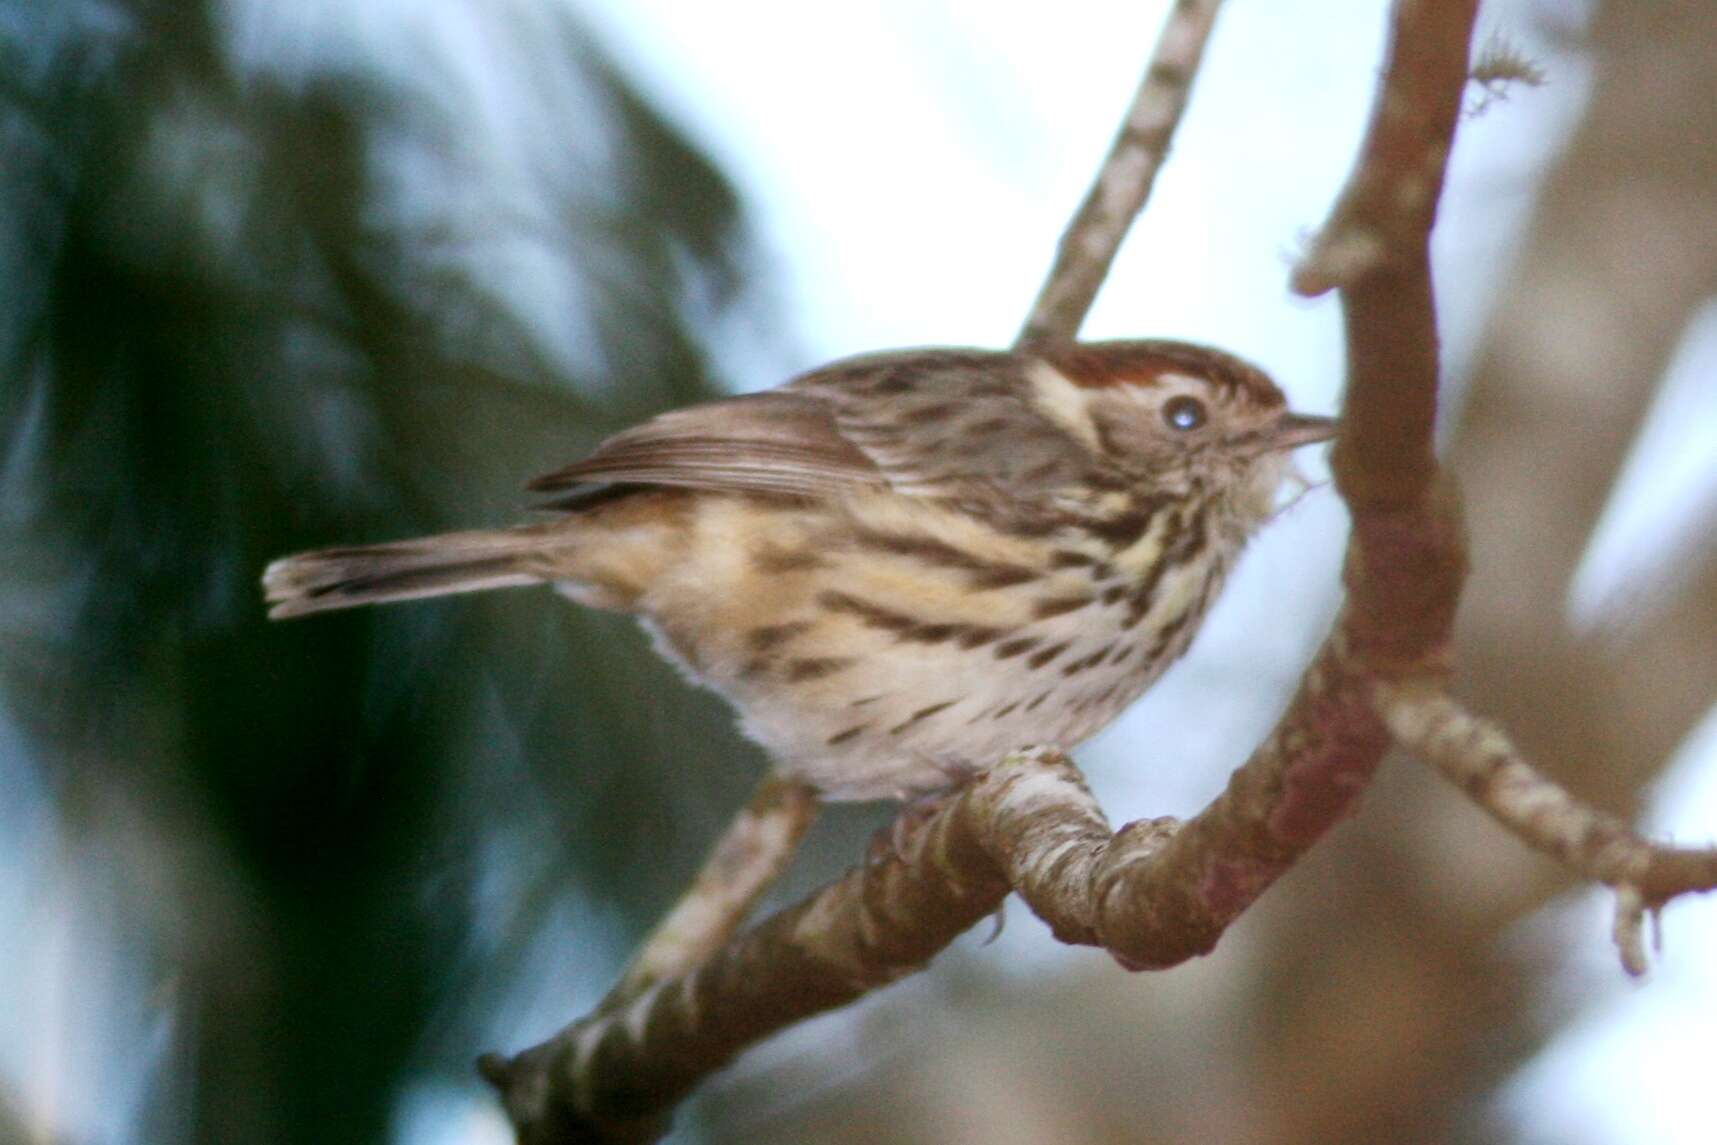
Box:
1377;682;1717;974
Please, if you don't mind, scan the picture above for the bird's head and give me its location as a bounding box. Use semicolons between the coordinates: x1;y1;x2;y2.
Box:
1030;339;1336;523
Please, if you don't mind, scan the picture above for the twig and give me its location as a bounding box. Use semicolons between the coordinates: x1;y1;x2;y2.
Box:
1017;0;1227;347
1376;682;1717;974
603;775;818;1009
1466;29;1547;119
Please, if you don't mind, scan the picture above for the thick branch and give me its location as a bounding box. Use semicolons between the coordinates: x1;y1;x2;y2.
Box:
1122;0;1484;930
478;742;1391;1137
1016;0;1226;347
1296;0;1477;511
1004;0;1482;969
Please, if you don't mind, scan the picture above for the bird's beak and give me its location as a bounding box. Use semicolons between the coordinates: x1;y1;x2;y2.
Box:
1266;411;1339;451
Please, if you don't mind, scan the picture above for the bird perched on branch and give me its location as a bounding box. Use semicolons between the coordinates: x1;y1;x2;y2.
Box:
265;341;1334;800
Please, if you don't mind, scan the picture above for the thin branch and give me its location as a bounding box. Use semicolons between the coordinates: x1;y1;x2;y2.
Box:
1376;682;1717;974
603;775;818;1009
1016;0;1226;348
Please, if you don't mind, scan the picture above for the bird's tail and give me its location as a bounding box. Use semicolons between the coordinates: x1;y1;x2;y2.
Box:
263;525;559;620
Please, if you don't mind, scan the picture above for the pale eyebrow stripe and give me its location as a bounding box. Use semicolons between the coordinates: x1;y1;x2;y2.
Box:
1023;359;1105;453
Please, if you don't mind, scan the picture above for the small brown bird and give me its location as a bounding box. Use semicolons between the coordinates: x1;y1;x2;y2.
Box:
265;340;1334;800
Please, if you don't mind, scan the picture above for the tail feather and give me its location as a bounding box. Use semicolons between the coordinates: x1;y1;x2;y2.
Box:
263;527;552;620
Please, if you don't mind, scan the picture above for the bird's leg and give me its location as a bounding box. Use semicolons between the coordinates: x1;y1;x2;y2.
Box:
602;774;819;1010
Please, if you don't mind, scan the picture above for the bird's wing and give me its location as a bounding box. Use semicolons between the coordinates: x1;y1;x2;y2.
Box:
528;349;1099;505
526;391;887;500
787;350;1101;501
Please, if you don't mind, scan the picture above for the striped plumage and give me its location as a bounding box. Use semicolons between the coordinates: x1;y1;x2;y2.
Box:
264;340;1333;799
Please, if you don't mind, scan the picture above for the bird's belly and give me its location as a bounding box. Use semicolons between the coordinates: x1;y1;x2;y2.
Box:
613;493;1228;800
630;530;1219;799
736;643;1166;800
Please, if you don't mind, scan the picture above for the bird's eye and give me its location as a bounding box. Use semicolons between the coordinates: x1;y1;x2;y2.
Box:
1162;395;1207;432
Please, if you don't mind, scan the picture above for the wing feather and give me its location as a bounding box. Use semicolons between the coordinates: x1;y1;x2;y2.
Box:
527;392;884;498
528;349;1103;509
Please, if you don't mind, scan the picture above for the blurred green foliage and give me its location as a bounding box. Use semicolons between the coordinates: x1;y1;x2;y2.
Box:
0;1;782;1140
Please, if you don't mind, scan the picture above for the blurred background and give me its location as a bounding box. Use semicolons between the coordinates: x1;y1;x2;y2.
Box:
2;0;1714;1142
